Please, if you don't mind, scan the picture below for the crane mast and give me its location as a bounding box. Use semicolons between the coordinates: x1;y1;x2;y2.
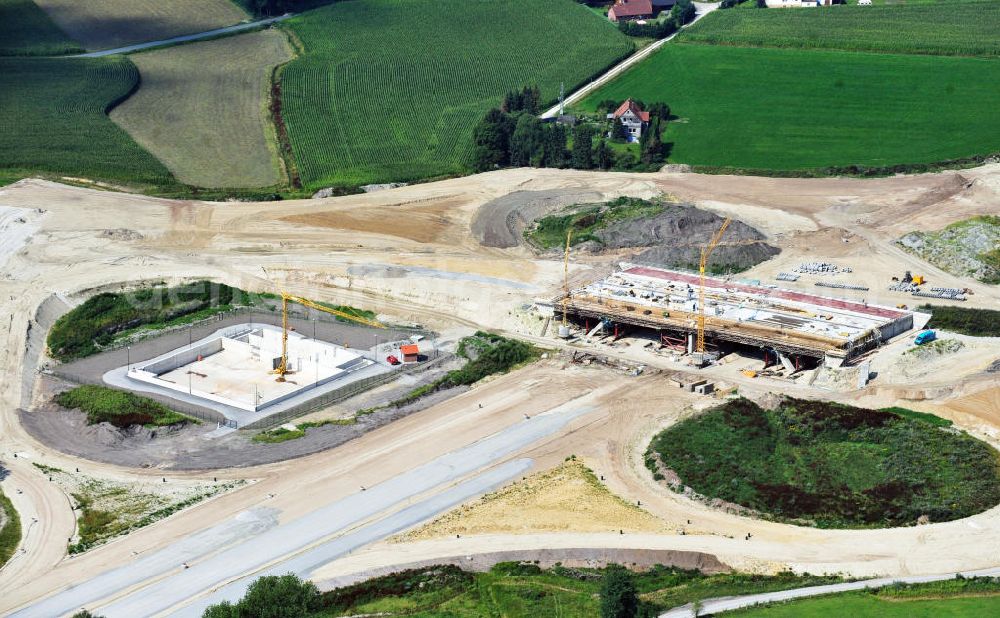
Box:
697;217;732;354
562;228;572;327
271;292;384;382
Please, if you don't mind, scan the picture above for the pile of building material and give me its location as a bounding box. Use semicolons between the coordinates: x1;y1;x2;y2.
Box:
888;282;921;293
794;262;852;276
815;281;869;291
914;288;967;301
775;272;799;282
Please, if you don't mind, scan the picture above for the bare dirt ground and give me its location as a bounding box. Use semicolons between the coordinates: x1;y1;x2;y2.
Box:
399;458;675;541
2;164;1000;609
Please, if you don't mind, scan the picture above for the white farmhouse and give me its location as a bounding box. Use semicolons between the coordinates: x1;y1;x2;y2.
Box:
607;99;650;142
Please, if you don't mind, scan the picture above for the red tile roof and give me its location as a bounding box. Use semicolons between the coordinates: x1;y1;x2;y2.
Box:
609;0;654;19
612;99;650;122
400;344;419;356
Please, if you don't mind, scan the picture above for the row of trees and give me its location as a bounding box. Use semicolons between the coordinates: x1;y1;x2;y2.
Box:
472;99;669;173
244;0;330;17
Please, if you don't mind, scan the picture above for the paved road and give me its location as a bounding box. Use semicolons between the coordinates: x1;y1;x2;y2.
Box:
73;14;293;58
10;405;589;617
540;2;720;119
175;461;532;617
660;566;1000;617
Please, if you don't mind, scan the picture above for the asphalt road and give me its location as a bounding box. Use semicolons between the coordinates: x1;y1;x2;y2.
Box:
660;566;1000;617
10;405;590;617
73;14;293;58
176;460;533;617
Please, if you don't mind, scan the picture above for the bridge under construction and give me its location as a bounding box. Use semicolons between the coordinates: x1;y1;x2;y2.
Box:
557;264;915;366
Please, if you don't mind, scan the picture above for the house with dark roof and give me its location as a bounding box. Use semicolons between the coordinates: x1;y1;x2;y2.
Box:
608;0;654;22
607;99;650;142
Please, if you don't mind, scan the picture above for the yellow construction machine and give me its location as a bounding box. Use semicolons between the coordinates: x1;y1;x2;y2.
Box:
696;217;732;354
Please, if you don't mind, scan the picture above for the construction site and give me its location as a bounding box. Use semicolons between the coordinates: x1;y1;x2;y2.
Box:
125;324;377;414
555;263;916;369
3;165;1000;617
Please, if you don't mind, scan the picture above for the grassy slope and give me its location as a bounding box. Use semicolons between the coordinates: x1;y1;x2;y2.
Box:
0;488;21;567
0;57;174;187
318;565;844;617
921;304;1000;337
31;0;248;51
280;0;634;188
684;1;1000;57
46;281;245;360
55;385;193;428
526;197;666;249
648;398;1000;528
111;30;293;188
576;43;1000;171
0;0;82;56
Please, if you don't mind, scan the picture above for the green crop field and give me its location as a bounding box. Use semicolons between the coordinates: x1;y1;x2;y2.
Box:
576;43;1000;173
0;0;82;56
683;1;1000;57
0;57;174;187
111;30;293;188
279;0;634;189
31;0;248;51
648;398;1000;528
731;578;1000;617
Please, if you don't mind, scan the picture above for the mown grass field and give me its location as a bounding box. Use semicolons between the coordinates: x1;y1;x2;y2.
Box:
576;43;1000;172
0;57;174;188
31;0;248;51
0;0;82;56
280;0;634;189
731;578;1000;617
111;30;293;188
648;398;1000;528
684;1;1000;56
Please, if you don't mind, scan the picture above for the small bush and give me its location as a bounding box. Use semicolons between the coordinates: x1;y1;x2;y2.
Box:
252;427;306;443
393;332;540;406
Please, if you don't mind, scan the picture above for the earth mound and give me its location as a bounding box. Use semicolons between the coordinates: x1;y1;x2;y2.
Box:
526;197;779;272
647;397;1000;528
897;215;1000;284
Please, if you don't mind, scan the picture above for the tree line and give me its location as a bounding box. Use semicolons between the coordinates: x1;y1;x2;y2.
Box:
472;86;669;174
243;0;334;17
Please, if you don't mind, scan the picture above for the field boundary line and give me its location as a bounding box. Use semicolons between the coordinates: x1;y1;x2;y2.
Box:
72;14;294;58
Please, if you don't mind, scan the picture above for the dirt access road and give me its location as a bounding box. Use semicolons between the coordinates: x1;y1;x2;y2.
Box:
1;164;1000;609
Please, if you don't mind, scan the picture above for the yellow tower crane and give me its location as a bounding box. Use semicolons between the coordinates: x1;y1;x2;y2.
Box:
272;292;384;382
696;217;732;354
562;228;572;328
